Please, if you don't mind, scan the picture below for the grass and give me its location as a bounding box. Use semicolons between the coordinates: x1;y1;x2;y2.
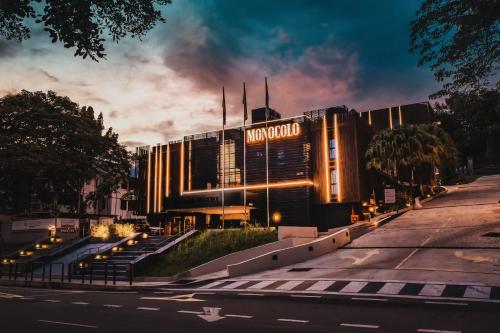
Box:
137;228;277;277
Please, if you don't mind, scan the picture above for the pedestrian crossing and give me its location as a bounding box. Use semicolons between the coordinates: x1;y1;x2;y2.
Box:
197;279;500;301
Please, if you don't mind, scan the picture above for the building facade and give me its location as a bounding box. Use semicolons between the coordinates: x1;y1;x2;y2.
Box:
136;103;432;232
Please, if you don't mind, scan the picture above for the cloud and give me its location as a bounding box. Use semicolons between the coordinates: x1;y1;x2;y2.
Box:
38;69;60;83
0;40;20;58
120;140;147;148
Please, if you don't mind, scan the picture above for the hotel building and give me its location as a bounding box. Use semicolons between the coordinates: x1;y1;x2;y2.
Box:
136;103;432;233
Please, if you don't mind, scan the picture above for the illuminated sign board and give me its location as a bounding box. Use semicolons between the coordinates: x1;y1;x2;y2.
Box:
246;122;301;143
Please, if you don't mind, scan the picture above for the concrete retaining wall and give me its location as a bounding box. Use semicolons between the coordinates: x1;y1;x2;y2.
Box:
278;226;318;240
184;237;312;278
227;228;351;277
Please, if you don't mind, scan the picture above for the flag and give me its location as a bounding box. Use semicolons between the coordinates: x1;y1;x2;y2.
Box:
243;82;248;121
222;86;226;126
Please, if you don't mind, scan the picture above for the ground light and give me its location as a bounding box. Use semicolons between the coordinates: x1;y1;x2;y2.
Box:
272;211;282;224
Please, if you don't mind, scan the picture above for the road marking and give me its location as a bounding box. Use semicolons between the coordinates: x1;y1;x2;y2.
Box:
44;299;61;303
419;284;446;297
341;281;369;293
198;307;225;322
341;323;379;329
395;235;433;269
424;301;468;306
341;249;380;265
178;310;203;314
103;304;122;308
226;314;253;319
277;280;304;290
417;329;461;333
238;293;265;296
248;280;277;289
290;294;322;299
377;282;405;295
199;281;226;289
306;280;335;291
153;291;173;294
277;318;309;323
351;297;388;302
72;302;89;305
137;307;159;311
37;320;97;329
463;286;491;299
223;281;250;289
141;293;205;302
454;251;497;264
21;297;34;300
0;292;23;299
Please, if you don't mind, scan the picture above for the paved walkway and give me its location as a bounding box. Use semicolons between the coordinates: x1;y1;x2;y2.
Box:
233;175;500;284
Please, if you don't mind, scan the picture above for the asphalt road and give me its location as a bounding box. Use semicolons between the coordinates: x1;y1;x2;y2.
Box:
1;285;499;333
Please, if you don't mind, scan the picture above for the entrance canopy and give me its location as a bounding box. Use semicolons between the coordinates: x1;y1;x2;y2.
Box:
164;205;255;215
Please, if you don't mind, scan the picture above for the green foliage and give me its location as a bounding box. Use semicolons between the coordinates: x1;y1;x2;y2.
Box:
435;89;500;163
410;0;499;97
365;124;458;186
0;0;171;61
139;228;278;277
0;90;131;213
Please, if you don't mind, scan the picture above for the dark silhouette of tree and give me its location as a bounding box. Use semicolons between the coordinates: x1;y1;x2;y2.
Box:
410;0;499;97
0;0;171;61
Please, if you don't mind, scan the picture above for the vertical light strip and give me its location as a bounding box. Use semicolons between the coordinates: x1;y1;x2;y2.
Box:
165;144;170;198
154;145;158;213
368;110;372;126
188;140;192;191
146;147;151;214
334;113;342;202
388;107;393;129
180;140;184;195
322;116;330;202
398;105;403;125
158;144;162;212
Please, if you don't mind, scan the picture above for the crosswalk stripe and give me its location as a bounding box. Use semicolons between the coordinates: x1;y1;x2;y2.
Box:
306;280;335;291
199;281;226;289
463;286;491;299
377;282;406;295
222;281;250;289
340;281;368;293
419;284;446;297
277;280;304;290
248;280;277;289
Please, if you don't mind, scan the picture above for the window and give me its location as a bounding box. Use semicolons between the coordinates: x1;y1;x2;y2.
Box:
329;138;336;160
218;139;241;186
330;169;338;200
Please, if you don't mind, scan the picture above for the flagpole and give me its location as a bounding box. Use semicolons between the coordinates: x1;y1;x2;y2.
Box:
222;87;226;230
243;82;248;227
265;77;270;228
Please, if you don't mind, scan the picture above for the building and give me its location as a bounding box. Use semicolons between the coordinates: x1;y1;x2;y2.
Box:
136;102;432;233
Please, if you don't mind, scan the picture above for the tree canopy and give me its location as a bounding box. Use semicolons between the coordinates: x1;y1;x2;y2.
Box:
410;0;500;97
0;90;130;213
0;0;171;61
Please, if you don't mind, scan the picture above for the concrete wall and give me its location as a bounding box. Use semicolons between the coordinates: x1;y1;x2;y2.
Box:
278;226;318;240
227;228;351;277
184;237;312;278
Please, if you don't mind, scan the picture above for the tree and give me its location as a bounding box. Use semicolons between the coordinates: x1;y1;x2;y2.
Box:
0;90;131;214
410;0;500;97
0;0;171;61
365;124;458;195
434;88;500;163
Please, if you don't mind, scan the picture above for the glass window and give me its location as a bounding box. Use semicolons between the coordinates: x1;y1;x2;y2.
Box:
218;139;241;186
329;139;336;160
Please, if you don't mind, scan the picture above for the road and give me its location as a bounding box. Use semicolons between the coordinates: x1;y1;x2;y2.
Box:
1;285;499;333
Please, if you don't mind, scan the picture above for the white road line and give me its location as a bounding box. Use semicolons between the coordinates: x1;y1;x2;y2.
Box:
248;280;277;289
424;301;468;306
178;310;203;314
341;323;379;329
290;295;322;299
21;297;34;300
277;280;304;290
417;329;461;333
351;297;388;302
153;291;173;294
199;281;226;289
137;307;159;311
72;302;89;305
463;286;491;299
340;281;369;293
37;320;97;329
103;304;123;308
395;248;419;269
44;299;61;303
277;318;309;323
377;282;406;295
226;314;253;319
223;281;250;289
306;280;335;291
419;284;446;297
238;293;265;296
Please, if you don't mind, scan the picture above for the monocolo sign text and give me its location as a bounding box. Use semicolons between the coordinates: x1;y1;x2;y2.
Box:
246;122;301;143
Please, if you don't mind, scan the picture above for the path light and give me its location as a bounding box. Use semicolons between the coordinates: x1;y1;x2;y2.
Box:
112;247;118;252
272;211;282;224
35;244;41;249
2;259;9;264
142;233;149;239
95;254;102;260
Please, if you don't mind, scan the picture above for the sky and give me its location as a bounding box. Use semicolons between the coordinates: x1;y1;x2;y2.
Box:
0;0;438;148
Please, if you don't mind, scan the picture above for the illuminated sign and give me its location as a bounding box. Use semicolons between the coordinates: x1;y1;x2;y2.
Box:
246;122;301;143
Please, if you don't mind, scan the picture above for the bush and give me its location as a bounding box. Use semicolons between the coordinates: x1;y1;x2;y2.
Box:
138;228;277;277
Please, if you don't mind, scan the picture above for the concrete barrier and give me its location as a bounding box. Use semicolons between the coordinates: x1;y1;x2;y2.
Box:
182;237;312;278
278;226;318;240
227;228;351;277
